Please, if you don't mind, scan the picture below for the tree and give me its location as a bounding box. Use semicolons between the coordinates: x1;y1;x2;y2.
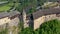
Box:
19;19;60;34
20;27;34;34
37;0;45;6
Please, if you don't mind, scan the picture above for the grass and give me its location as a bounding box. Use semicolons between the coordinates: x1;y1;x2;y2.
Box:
0;2;14;12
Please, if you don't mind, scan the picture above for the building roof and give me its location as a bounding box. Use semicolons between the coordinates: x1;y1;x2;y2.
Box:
0;11;20;19
33;8;60;19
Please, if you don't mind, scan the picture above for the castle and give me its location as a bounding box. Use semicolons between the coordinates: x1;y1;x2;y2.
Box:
0;11;20;34
0;7;60;34
23;8;60;29
0;0;60;34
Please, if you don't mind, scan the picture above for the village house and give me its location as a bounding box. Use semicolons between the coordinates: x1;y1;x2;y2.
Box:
24;8;60;30
33;8;60;29
0;11;20;34
0;11;20;25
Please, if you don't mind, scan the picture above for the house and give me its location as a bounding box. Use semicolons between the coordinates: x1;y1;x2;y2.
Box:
0;11;20;34
33;8;60;29
24;8;60;29
0;11;20;25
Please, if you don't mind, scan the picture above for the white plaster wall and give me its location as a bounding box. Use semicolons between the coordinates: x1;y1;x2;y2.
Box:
0;17;10;25
8;17;20;27
34;16;45;29
7;17;19;34
34;14;57;29
45;14;56;21
56;14;60;20
0;17;20;34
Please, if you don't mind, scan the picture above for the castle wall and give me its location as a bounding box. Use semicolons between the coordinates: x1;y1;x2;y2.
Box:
34;16;45;29
8;17;19;27
8;17;19;34
0;16;20;34
45;14;56;21
56;14;60;20
0;16;20;28
34;14;57;29
0;17;10;25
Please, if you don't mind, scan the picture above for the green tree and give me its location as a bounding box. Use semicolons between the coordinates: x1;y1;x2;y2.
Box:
20;27;33;34
19;19;60;34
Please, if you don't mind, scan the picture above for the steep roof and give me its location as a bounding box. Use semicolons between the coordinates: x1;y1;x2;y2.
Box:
33;8;60;19
0;11;20;19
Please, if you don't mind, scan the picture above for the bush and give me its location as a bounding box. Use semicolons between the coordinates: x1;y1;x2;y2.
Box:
0;28;8;34
36;19;60;34
20;27;34;34
20;19;60;34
